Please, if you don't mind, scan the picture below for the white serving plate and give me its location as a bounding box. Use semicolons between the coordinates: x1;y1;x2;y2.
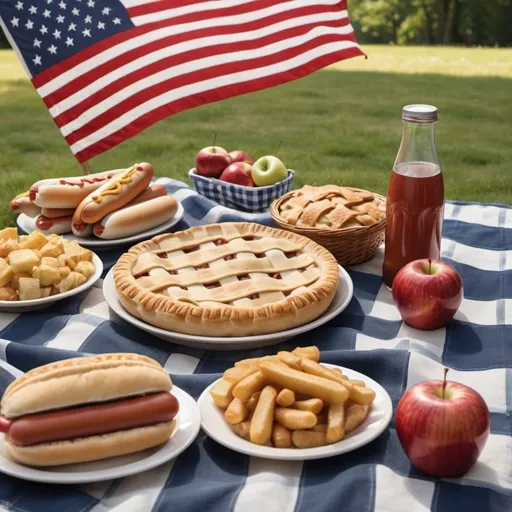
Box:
0;253;103;312
17;201;184;251
0;386;200;484
102;266;353;350
198;364;393;461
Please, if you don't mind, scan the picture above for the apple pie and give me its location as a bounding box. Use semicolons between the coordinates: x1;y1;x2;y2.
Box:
114;223;339;336
277;185;386;229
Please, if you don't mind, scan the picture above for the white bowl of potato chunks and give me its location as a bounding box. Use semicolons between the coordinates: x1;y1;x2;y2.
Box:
198;346;393;461
0;227;102;312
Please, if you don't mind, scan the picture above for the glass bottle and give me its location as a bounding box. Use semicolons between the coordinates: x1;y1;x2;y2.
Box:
382;105;444;288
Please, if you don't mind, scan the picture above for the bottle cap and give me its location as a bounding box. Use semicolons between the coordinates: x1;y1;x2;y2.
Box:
402;104;438;123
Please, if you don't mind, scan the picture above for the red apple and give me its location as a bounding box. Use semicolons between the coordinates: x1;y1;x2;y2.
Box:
228;150;254;165
396;373;490;477
195;146;231;178
392;258;463;330
219;162;254;187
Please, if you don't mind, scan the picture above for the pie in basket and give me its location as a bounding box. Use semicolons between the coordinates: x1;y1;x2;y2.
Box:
114;223;340;336
277;185;385;229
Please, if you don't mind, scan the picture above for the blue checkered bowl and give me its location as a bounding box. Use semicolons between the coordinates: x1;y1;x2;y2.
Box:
189;169;294;213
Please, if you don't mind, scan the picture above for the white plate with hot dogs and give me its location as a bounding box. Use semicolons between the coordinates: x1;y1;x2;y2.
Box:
198;364;393;461
12;164;184;250
0;385;200;484
17;202;184;250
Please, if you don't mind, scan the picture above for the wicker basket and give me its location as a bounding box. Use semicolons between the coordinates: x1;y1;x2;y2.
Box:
270;187;386;266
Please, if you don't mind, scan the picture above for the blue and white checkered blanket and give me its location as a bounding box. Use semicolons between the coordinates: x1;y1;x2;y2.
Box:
0;178;510;512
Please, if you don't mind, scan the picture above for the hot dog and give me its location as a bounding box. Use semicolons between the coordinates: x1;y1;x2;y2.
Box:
72;163;154;227
94;195;178;240
10;192;41;218
71;183;165;238
29;169;125;209
129;183;167;206
41;207;76;219
0;353;178;467
7;393;178;446
35;214;73;235
71;222;94;238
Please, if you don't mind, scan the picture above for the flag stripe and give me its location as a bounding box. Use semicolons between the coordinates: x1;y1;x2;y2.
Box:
73;44;362;161
55;20;353;132
126;0;254;21
34;0;343;92
130;0;295;26
66;36;357;147
6;0;362;161
46;8;349;116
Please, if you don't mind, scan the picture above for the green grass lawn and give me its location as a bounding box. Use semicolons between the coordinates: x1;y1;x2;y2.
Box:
1;45;511;227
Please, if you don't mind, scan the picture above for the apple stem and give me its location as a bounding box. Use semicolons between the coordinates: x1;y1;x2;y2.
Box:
275;139;283;157
212;133;217;150
442;368;449;399
429;258;432;275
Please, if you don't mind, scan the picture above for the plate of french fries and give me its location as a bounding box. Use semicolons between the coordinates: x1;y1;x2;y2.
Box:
0;228;102;312
198;346;393;460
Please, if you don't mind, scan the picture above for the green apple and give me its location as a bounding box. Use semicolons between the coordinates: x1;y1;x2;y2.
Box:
251;156;288;186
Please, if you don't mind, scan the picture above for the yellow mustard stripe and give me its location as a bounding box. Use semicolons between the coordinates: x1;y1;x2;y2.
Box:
93;164;139;204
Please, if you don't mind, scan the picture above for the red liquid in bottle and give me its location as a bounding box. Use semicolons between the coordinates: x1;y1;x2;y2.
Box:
382;162;444;287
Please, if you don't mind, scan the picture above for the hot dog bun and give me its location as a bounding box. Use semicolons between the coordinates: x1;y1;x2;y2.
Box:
73;163;154;226
0;354;177;467
1;353;171;418
30;169;125;208
41;208;76;219
10;192;41;218
4;421;175;467
94;195;178;240
34;214;73;235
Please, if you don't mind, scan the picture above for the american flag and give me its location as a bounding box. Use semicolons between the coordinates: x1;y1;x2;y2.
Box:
0;0;364;163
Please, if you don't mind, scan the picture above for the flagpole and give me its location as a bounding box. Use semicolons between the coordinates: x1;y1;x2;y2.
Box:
81;162;91;175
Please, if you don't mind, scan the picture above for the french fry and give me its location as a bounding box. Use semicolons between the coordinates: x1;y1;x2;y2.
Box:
349;379;366;388
276;388;295;407
277;351;302;371
311;424;327;432
293;398;324;415
343;382;376;405
231;420;251;440
331;367;343;376
225;398;250;425
223;364;259;384
345;404;369;433
299;358;344;384
272;424;292;448
326;403;345;443
260;361;348;405
246;392;261;411
250;385;277;445
292;430;327;448
233;371;267;402
275;408;317;430
210;378;235;409
291;346;320;362
234;355;280;367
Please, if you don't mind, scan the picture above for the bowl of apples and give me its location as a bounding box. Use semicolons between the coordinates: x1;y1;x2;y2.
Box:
189;141;294;213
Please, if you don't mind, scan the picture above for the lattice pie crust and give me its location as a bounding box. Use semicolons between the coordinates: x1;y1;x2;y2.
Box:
278;185;386;229
114;223;340;336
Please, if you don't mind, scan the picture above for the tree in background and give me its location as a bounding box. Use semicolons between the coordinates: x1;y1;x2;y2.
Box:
350;0;512;46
